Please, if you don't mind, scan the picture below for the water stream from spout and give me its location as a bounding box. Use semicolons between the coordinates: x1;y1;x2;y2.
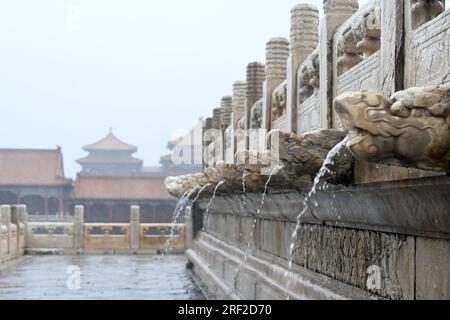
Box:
258;165;282;216
287;137;348;270
191;183;212;205
241;172;249;211
244;165;283;264
202;180;225;232
164;188;198;255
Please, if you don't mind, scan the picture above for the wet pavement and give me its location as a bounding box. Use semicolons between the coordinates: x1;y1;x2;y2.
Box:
0;255;204;300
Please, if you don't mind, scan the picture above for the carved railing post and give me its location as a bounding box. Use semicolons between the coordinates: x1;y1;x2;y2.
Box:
202;117;213;170
262;37;290;130
211;107;222;165
287;4;319;133
220;96;233;130
320;0;358;128
0;205;11;255
245;62;265;130
212;107;221;131
220;96;234;162
10;206;21;256
73;205;84;250
17;205;27;253
232;81;247;161
232;81;247;130
380;0;403;97
245;62;265;153
130;206;140;251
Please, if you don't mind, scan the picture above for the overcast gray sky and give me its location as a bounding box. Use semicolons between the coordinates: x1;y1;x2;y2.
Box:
0;0;367;178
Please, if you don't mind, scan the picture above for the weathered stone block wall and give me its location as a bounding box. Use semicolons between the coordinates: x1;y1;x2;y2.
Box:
191;187;450;299
202;210;413;299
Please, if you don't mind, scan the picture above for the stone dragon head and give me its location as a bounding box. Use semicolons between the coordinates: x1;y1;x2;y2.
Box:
334;85;450;172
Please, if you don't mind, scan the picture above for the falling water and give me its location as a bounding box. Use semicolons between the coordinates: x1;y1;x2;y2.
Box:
241;172;249;208
191;183;212;205
244;165;283;263
287;137;348;270
164;188;198;255
202;180;225;232
258;165;282;215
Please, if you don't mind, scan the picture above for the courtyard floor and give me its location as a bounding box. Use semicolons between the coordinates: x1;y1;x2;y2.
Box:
0;255;204;300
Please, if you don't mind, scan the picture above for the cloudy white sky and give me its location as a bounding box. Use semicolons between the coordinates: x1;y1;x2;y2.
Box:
0;0;367;177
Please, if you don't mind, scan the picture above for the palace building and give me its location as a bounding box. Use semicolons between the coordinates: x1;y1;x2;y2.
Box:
76;129;143;176
73;130;182;222
67;175;176;223
0;147;72;215
0;130;200;223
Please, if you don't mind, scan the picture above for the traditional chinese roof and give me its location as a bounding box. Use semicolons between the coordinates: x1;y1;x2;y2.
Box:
167;137;182;150
0;148;72;186
83;131;137;152
71;176;174;200
76;154;143;165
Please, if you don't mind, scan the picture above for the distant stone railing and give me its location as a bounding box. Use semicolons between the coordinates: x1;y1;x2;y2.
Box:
0;205;185;259
27;214;74;223
27;205;185;254
27;222;74;249
140;223;185;252
0;205;27;265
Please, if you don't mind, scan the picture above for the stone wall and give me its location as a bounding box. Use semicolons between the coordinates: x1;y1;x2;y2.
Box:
189;185;450;299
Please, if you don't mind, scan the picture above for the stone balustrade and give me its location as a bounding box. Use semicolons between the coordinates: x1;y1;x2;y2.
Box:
170;0;450;301
335;1;381;75
197;0;450;179
0;205;26;265
1;204;185;258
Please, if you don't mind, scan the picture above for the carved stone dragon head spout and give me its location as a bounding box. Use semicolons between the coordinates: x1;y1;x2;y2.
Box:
334;85;450;172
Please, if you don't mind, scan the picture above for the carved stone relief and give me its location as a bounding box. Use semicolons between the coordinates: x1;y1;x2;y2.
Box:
292;223;406;299
336;5;381;76
411;0;445;30
334;85;450;172
271;80;287;122
298;49;320;104
250;99;263;129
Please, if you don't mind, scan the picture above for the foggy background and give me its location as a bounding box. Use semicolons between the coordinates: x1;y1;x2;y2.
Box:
0;0;368;178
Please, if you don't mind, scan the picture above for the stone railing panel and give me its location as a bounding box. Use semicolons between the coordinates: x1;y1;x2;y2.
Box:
26;222;74;249
296;48;321;135
334;1;381;76
140;223;185;252
333;51;380;128
272;113;287;131
224;126;234;163
9;224;18;255
84;223;130;251
271;80;288;126
297;92;320;134
406;8;450;87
